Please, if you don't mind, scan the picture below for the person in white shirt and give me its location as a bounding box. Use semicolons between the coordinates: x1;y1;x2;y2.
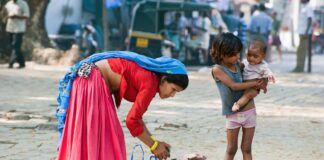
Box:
292;0;314;72
183;11;211;64
199;12;211;64
4;0;29;68
232;39;275;112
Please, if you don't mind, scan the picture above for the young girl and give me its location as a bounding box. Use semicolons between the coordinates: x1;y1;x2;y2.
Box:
232;39;275;112
210;33;265;160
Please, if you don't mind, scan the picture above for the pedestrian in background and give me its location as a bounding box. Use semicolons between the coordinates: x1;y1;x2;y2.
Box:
183;11;211;65
199;11;212;64
270;11;282;63
210;33;266;159
80;23;98;58
166;12;182;57
248;4;272;43
248;3;273;62
222;9;241;33
292;0;314;72
3;0;29;68
238;11;248;61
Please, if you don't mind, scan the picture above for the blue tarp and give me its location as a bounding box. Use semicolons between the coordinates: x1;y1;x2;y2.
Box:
106;0;122;8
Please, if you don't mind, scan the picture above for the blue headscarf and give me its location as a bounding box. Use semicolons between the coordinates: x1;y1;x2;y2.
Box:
56;51;187;142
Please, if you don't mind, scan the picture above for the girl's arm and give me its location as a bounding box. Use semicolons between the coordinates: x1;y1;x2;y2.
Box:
212;66;261;91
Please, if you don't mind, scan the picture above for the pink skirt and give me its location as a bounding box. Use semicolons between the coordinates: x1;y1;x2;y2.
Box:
57;67;126;160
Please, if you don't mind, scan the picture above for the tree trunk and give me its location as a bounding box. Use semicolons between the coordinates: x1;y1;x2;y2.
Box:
0;0;51;62
0;0;10;61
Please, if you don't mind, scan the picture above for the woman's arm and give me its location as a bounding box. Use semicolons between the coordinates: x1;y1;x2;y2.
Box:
136;120;153;147
126;86;170;160
212;66;262;91
136;121;170;160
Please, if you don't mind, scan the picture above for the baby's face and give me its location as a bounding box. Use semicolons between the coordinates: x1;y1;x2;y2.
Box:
246;48;265;65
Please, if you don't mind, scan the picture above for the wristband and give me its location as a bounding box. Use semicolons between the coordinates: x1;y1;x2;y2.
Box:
150;140;159;151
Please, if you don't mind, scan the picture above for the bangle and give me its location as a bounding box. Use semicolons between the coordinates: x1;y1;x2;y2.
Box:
150;140;159;151
150;135;157;141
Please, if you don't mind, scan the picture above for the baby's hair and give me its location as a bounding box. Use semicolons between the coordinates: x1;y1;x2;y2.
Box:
249;39;267;54
210;32;243;64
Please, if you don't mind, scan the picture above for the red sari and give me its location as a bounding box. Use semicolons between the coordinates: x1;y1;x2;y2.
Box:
57;58;159;160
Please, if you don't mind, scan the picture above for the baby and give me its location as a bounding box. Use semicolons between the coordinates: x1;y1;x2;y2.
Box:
232;39;275;111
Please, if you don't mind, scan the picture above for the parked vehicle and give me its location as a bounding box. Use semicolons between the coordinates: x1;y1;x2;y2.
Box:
127;0;214;61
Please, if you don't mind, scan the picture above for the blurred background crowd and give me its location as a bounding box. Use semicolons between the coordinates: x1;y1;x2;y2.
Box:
0;0;323;66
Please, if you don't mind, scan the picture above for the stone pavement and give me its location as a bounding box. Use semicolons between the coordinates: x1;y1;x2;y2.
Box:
0;52;323;160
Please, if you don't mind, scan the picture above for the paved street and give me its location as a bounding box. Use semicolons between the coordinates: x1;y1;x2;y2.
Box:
0;52;323;160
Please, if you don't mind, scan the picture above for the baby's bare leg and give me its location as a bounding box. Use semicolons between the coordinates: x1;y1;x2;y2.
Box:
232;88;259;112
237;88;259;107
232;80;261;112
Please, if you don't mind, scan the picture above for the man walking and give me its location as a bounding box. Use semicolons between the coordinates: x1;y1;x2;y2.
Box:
248;3;272;62
248;4;272;43
4;0;30;68
292;0;314;72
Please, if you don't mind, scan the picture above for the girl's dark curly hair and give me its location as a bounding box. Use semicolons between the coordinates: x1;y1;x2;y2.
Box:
210;33;243;64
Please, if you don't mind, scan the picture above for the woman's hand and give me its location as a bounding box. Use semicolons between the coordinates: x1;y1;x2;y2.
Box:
152;141;171;160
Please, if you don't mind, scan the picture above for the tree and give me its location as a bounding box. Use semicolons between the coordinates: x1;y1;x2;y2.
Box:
0;0;51;62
